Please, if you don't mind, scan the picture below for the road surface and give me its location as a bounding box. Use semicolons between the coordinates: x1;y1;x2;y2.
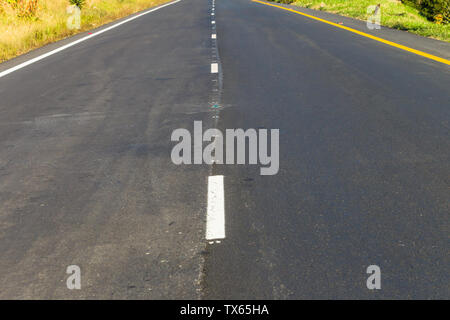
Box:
0;0;449;299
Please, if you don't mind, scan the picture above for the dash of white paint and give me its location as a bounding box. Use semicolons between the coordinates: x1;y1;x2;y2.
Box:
211;13;215;16
211;63;218;73
206;175;225;241
0;0;181;79
212;34;217;39
212;20;216;24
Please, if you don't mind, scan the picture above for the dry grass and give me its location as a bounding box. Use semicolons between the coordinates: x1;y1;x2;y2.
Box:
0;0;171;62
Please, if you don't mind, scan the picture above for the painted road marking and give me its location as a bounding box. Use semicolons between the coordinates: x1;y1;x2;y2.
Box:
0;0;182;79
252;0;450;66
212;20;216;24
206;175;225;241
211;63;219;73
212;34;217;39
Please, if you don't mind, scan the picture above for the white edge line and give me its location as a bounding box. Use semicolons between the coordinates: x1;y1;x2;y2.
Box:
0;0;181;79
206;175;225;240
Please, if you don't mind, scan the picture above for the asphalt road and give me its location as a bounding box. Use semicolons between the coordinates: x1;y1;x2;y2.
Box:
0;0;449;299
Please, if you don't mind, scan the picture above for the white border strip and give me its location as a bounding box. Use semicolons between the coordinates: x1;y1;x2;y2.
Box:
0;0;181;79
206;175;225;241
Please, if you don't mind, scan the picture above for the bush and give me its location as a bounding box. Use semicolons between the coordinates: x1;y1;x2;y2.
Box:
421;0;449;23
69;0;85;9
402;0;449;23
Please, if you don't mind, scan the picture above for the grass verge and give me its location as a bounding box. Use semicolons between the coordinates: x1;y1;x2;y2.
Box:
280;0;450;42
0;0;172;63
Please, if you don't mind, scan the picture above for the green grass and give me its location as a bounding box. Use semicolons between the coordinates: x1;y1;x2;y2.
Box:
288;0;450;42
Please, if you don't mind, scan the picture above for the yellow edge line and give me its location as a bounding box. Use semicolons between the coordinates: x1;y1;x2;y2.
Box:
252;0;450;66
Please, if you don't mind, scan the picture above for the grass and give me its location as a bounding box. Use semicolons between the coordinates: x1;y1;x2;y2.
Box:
288;0;450;42
0;0;171;62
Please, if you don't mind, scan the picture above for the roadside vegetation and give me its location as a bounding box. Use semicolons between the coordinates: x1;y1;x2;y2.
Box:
271;0;450;42
0;0;170;62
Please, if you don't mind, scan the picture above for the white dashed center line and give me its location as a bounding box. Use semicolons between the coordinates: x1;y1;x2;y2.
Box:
207;1;223;244
206;175;225;241
211;63;218;73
